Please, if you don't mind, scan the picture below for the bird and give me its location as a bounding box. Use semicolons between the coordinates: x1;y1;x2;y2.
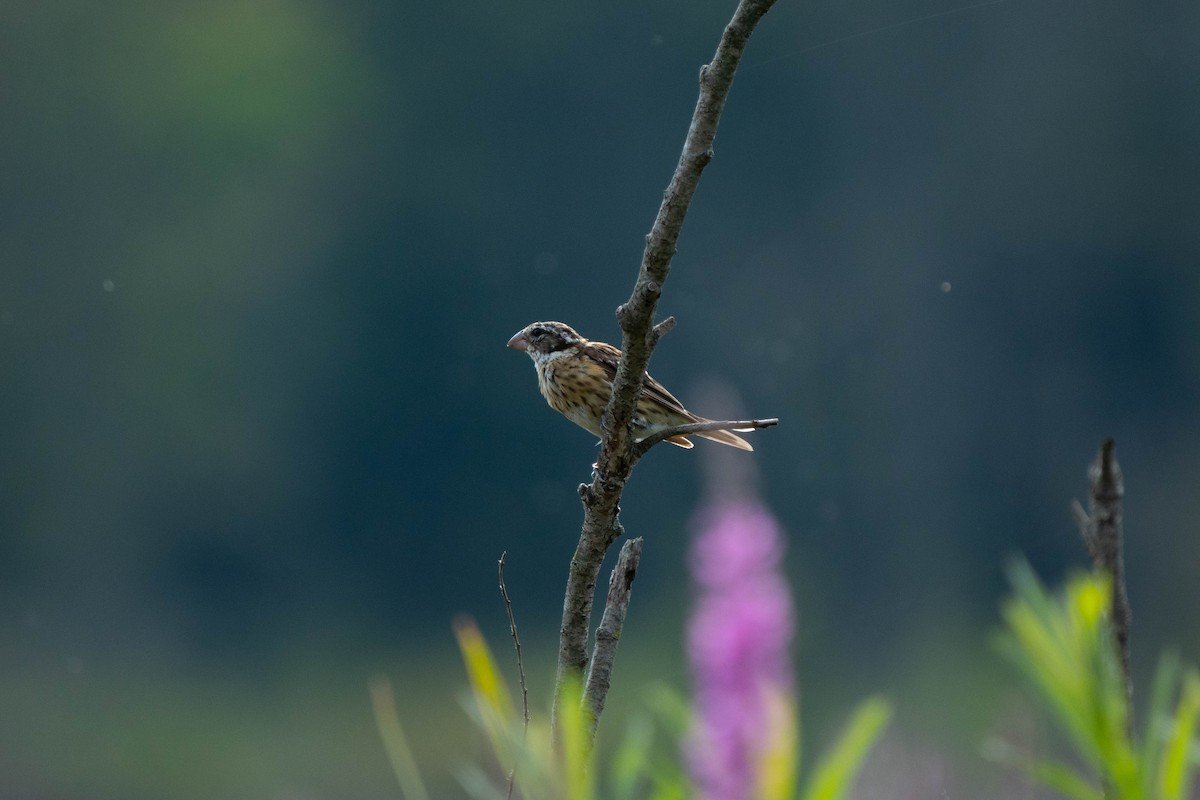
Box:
507;321;753;451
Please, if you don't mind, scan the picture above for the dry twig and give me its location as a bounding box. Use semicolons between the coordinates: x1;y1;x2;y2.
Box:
1071;438;1132;719
498;552;529;799
583;538;643;743
498;553;529;723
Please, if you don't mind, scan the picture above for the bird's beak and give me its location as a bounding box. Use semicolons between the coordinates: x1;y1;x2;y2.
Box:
507;331;528;351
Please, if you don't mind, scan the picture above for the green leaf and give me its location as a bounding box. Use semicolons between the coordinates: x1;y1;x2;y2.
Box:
1140;651;1180;786
454;617;517;726
455;764;507;800
800;696;891;800
646;683;693;739
1027;760;1104;800
755;684;798;800
646;773;689;800
453;617;521;778
998;562;1142;781
1158;670;1200;800
368;677;432;800
610;716;654;800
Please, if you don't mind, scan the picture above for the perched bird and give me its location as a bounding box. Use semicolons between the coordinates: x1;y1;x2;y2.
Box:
507;321;753;451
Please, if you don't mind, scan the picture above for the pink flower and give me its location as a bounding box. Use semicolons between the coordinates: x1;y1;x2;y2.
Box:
687;500;795;800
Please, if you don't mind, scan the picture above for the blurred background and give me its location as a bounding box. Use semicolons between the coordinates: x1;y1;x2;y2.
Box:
3;0;1198;796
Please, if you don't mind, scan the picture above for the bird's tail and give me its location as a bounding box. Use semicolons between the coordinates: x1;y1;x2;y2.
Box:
694;428;754;451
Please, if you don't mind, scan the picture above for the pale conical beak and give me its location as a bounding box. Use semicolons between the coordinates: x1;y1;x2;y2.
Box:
507;331;529;351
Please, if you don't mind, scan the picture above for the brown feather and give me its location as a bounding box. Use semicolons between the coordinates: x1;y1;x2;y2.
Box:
577;338;753;450
695;428;754;451
516;322;757;452
577;341;692;417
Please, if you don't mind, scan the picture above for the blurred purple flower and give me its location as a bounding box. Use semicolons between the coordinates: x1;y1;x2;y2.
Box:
687;499;795;800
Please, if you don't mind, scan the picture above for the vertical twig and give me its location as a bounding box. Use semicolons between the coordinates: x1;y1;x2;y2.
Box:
1071;438;1132;719
498;552;529;800
498;553;530;728
552;0;779;744
583;538;643;742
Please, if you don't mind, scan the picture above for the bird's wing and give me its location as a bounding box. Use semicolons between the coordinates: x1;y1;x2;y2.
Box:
579;340;694;418
581;337;754;451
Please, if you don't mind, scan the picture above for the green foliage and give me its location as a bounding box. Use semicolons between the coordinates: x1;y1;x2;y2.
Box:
370;678;432;800
451;616;686;800
800;697;891;800
375;617;888;799
996;561;1200;800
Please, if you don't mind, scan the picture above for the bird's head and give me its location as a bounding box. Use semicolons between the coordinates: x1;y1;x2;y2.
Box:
507;321;584;360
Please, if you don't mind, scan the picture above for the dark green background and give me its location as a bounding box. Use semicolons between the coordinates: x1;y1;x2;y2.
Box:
3;0;1198;796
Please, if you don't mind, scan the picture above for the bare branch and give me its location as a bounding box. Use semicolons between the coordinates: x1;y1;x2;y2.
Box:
583;538;643;743
551;0;780;743
1074;438;1132;721
633;417;778;458
497;552;528;799
604;0;779;466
